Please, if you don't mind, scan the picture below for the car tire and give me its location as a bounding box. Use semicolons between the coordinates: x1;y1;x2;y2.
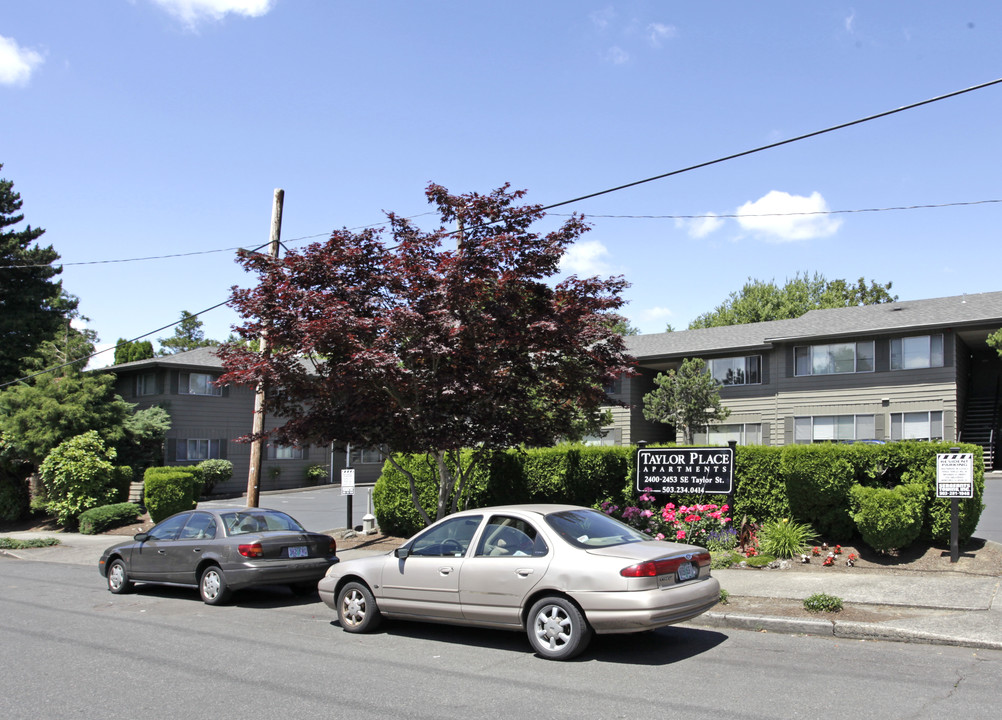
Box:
337;581;382;633
199;565;231;605
107;558;134;594
527;596;592;660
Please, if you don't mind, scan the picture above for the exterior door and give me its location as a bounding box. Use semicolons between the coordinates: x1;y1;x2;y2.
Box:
129;513;190;581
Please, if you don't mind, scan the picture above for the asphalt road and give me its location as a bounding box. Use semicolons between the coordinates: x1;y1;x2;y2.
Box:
3;560;1001;720
199;484;376;533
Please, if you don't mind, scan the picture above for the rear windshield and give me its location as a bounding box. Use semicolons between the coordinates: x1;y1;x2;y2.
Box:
544;509;649;548
221;510;306;536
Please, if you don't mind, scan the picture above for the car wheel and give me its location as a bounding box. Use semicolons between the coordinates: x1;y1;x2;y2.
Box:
107;558;134;594
337;581;382;633
199;565;231;605
527;596;592;660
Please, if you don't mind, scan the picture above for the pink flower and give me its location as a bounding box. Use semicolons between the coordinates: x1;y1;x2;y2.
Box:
676;530;686;540
655;533;665;540
640;509;653;518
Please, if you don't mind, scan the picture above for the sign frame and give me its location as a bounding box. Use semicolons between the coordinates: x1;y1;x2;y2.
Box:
636;446;734;495
340;468;356;496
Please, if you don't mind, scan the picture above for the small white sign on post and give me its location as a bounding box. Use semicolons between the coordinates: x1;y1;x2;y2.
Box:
936;453;973;498
341;468;356;495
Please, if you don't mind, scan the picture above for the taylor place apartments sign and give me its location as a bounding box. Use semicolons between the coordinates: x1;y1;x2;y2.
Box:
636;447;734;495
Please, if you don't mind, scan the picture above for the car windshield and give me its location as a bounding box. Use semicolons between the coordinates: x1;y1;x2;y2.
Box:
544;509;649;548
221;510;306;536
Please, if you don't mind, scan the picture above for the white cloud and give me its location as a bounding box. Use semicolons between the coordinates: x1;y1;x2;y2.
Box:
589;7;616;31
152;0;276;27
560;240;611;276
603;46;630;65
677;213;724;239
0;35;44;87
845;10;857;34
647;22;677;47
736;190;842;242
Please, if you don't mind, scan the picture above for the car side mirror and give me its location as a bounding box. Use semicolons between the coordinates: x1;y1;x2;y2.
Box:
394;547;409;559
134;532;149;542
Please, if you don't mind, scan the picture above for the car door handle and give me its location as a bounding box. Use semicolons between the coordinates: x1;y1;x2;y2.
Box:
516;568;534;577
192;548;203;553
439;567;454;575
157;549;167;555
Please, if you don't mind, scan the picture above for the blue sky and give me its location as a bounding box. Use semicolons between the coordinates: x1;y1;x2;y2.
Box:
2;1;1001;369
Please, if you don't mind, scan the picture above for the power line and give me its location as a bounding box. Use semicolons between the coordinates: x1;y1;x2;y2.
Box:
551;198;1002;221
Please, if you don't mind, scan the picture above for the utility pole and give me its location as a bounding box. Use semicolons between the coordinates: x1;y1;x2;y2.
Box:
246;188;284;508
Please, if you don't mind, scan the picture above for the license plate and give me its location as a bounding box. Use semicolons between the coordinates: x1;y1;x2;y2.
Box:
287;546;308;558
676;562;698;582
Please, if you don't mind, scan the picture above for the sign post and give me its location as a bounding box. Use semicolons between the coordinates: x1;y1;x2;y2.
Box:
936;449;973;563
341;467;356;531
636;447;734;495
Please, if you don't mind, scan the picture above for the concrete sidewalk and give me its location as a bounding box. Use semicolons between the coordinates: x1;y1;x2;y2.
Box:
2;528;1000;651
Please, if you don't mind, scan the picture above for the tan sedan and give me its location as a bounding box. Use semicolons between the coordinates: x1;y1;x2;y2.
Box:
319;504;719;659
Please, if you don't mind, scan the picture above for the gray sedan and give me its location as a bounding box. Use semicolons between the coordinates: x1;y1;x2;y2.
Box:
99;508;338;604
318;504;719;660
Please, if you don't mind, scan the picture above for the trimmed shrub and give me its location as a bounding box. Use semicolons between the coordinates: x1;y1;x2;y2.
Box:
732;445;788;522
144;466;199;522
197;459;232;496
78;502;142;535
781;444;860;538
850;482;926;552
38;432;131;528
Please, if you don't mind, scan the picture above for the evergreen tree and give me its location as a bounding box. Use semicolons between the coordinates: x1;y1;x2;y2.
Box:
642;358;730;444
114;339;155;364
0;163;67;385
157;310;217;354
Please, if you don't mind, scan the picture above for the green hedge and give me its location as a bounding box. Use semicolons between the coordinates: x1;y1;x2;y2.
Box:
143;466;201;523
373;441;985;547
849;483;925;552
78;502;142;535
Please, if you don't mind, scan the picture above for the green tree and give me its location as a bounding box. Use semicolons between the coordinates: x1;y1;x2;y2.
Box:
116;405;172;475
988;329;1002;357
642;358;730;444
19;292;97;377
157;310;217;355
114;339;155;365
0;163;68;385
689;272;896;329
0;371;134;465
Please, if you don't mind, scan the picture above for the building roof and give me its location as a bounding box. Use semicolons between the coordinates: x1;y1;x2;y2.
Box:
104;345;224;372
626;290;1002;361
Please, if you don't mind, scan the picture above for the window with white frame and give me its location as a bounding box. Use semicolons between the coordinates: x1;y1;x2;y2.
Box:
890;335;944;370
186;373;222;396
706;423;762;445
794;415;876;444
889;411;943;441
707;356;761;386
794;341;874;376
267;444;304;460
176;439;223;461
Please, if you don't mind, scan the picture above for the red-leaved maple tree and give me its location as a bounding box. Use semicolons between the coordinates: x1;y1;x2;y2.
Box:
217;183;635;525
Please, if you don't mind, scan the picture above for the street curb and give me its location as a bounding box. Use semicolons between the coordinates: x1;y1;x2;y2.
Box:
691;610;1002;651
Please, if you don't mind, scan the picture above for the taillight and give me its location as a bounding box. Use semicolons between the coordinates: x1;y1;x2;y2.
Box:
621;552;711;577
239;542;264;558
328;537;337;556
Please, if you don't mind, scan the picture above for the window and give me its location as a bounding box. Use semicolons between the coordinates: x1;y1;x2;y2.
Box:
794;415;876;444
267;444;304;460
352;447;385;464
706;423;762;445
176;439;223;461
186;373;222;396
179;513;217;540
135;373;158;396
408;515;483;557
890;411;943;441
475;516;548;557
891;335;944;370
148;513;189;542
707;356;761;386
794;342;874;376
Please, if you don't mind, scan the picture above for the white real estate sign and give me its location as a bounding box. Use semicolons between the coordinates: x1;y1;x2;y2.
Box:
936;453;973;498
341;468;356;495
